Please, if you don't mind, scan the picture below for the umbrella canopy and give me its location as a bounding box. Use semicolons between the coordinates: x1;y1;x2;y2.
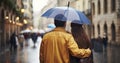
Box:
47;24;56;28
41;7;91;24
38;29;45;33
20;29;31;33
32;28;39;33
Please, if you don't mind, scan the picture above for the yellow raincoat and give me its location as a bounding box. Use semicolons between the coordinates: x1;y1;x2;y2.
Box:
40;27;90;63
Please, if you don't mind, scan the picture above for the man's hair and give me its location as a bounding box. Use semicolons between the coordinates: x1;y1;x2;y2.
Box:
54;14;66;27
54;20;66;27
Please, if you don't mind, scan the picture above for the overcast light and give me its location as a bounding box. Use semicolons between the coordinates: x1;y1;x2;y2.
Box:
33;0;48;12
32;0;48;28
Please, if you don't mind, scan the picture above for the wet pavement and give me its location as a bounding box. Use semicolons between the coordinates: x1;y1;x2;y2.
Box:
92;42;120;63
0;37;120;63
0;37;42;63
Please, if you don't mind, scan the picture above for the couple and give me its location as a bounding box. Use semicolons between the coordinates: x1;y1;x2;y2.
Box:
40;14;93;63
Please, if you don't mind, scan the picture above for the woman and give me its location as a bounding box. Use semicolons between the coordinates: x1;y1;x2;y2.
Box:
70;22;93;63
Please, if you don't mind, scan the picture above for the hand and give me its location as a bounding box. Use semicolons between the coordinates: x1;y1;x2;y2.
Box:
83;48;91;58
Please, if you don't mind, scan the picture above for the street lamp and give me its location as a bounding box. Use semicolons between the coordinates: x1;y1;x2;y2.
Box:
21;9;25;13
16;17;19;21
5;16;9;19
23;19;28;24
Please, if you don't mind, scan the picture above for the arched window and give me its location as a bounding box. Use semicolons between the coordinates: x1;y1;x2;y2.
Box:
97;24;100;35
111;23;116;41
93;25;95;38
1;9;4;22
104;0;108;13
92;3;95;15
98;0;101;14
104;23;108;36
111;0;116;12
0;9;5;48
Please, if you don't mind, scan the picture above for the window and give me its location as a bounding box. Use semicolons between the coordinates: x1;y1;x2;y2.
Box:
97;24;100;35
1;9;4;22
92;3;95;15
24;5;27;9
104;0;108;13
98;0;101;14
111;23;116;41
111;0;116;12
104;23;108;36
92;25;95;38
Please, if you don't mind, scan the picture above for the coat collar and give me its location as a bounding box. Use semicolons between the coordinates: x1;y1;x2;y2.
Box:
53;27;66;32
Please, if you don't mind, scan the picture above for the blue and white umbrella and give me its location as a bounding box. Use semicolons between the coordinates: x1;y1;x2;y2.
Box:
41;7;91;24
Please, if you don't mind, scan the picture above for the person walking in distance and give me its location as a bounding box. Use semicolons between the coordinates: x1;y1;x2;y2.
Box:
40;14;91;63
31;32;38;48
70;21;93;63
10;32;18;51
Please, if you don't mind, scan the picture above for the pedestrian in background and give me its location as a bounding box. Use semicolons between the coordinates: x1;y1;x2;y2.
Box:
70;21;93;63
40;14;91;63
17;33;24;49
31;32;38;48
103;35;108;48
23;33;30;46
10;32;18;51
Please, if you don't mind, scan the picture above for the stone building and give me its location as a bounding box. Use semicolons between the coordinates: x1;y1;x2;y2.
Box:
91;0;120;45
22;0;33;28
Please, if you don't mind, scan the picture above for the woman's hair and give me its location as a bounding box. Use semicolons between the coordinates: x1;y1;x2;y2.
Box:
71;23;91;49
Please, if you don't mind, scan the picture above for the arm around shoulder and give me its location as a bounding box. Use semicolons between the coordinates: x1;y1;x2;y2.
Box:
67;36;91;58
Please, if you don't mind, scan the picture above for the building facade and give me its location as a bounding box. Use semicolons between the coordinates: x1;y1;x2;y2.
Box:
22;0;33;28
39;0;57;31
0;0;23;53
91;0;120;45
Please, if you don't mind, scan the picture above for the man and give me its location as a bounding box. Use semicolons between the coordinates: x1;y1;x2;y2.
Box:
40;14;91;63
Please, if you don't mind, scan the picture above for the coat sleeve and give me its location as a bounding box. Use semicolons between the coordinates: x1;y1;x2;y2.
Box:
67;36;91;58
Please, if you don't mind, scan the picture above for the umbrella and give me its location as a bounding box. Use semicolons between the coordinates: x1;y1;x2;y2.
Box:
41;7;91;24
38;29;45;33
47;24;56;28
20;29;31;33
32;28;39;33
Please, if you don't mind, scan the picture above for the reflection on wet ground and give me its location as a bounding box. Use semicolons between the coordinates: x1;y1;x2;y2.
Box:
0;37;41;63
93;42;120;63
0;37;120;63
